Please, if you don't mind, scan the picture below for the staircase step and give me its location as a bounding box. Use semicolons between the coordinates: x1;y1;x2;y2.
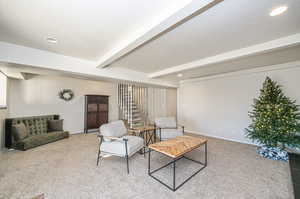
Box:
132;118;142;121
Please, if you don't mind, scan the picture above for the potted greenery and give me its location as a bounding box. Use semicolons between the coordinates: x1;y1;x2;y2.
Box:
246;77;300;161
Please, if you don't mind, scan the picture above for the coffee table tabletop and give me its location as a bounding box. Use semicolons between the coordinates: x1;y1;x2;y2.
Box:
149;135;207;158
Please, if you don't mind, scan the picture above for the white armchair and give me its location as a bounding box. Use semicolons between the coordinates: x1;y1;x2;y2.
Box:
97;120;144;174
154;117;184;141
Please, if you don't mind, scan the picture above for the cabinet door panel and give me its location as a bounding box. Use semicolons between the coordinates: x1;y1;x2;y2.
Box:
99;104;108;111
87;113;99;129
98;112;108;127
88;104;98;112
99;97;108;104
87;96;97;103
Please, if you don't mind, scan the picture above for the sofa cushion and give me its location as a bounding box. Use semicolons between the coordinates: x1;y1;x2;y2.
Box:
100;120;127;138
100;135;144;157
155;117;177;128
157;129;183;140
15;131;69;150
48;119;64;132
11;123;28;141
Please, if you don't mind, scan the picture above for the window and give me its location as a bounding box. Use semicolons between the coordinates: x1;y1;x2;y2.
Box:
0;71;7;108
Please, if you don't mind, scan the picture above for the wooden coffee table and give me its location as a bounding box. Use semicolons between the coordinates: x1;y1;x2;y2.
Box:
148;135;207;191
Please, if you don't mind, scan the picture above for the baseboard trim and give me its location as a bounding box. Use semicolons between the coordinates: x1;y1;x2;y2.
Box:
69;131;84;135
185;129;257;146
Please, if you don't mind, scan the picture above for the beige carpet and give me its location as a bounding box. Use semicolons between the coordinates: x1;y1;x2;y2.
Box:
0;133;294;199
31;194;44;199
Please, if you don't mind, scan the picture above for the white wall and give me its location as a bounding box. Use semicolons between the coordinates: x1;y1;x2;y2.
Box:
0;72;7;108
0;74;8;149
166;89;177;118
178;63;300;144
8;75;178;135
8;76;118;134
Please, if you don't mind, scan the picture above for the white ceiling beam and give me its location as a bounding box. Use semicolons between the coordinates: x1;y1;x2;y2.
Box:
96;0;223;68
180;61;300;84
0;42;178;87
0;63;25;79
0;69;25;80
149;33;300;78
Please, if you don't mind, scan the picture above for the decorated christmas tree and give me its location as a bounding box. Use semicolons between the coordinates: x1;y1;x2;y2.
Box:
246;77;300;160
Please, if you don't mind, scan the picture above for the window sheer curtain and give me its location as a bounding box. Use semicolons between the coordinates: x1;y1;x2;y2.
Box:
147;87;167;123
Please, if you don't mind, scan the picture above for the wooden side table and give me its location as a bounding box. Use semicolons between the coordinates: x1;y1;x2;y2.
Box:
130;126;158;152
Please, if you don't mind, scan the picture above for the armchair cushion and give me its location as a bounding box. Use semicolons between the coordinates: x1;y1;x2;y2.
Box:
100;135;143;157
157;129;183;140
100;120;127;139
155;117;177;128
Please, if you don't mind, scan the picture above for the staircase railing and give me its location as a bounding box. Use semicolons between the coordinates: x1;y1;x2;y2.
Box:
118;84;148;129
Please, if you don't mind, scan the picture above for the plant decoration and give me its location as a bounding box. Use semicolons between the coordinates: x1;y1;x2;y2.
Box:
246;77;300;161
58;89;74;101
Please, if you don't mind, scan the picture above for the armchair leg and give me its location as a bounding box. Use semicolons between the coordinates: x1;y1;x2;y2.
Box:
97;135;104;166
96;144;101;166
159;128;162;142
126;155;129;174
124;139;129;174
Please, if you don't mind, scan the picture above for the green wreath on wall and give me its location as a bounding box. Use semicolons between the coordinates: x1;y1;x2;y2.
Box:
58;89;74;101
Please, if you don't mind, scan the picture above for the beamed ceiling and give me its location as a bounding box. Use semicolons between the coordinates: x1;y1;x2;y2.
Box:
0;0;299;87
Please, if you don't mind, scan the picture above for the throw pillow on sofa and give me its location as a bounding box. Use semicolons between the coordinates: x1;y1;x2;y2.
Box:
12;123;28;141
47;119;64;132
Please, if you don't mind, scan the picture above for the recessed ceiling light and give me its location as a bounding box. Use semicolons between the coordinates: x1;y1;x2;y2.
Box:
270;6;288;16
177;74;183;77
46;37;57;43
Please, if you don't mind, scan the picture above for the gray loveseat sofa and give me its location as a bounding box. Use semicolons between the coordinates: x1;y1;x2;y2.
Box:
5;115;69;151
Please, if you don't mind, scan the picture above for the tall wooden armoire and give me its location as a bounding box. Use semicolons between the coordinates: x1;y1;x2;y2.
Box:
84;95;109;133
